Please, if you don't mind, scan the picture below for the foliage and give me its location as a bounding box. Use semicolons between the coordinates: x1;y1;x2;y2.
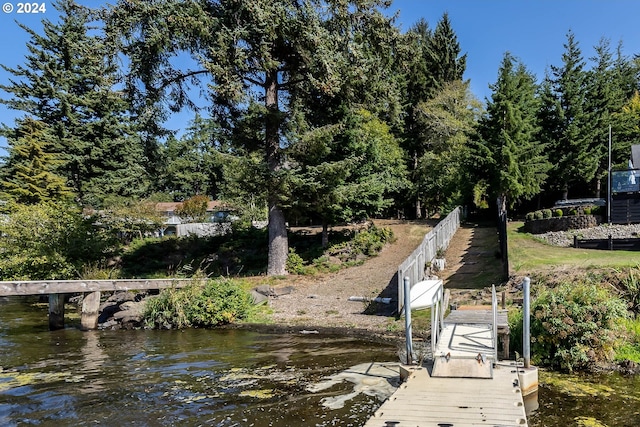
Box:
1;0;149;207
99;198;165;242
414;80;481;214
533;210;543;220
175;195;209;223
554;209;563;217
0;202;117;280
286;248;306;275
542;209;552;218
328;225;395;261
513;282;627;372
0;118;72;204
143;278;253;329
475;52;550;209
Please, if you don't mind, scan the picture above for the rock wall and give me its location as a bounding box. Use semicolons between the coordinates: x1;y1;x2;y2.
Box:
524;215;601;234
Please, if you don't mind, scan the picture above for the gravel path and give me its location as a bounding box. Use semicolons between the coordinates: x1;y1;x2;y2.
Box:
264;220;434;336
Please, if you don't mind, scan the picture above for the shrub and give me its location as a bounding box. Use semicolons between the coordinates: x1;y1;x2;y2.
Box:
569;208;578;216
591;206;602;216
0;202;118;280
143;278;253;329
525;212;535;222
542;209;552;219
533;210;544;220
286;248;306;275
554;209;563;218
583;207;592;215
512;282;628;372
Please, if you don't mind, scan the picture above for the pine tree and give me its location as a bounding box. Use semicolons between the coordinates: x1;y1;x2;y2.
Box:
1;0;148;207
107;0;401;275
539;31;589;199
426;13;467;94
477;53;549;209
401;13;467;218
0;118;72;204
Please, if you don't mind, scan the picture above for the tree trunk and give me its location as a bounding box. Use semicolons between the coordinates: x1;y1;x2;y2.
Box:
561;183;569;201
594;177;601;199
413;151;422;219
265;68;288;276
322;219;329;248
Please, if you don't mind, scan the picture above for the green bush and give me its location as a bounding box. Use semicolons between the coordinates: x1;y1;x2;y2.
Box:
286;248;306;275
143;278;253;329
542;209;552;219
533;210;544;220
583;207;592;215
569;208;578;216
554;209;563;218
525;212;535;221
0;202;118;280
512;282;628;372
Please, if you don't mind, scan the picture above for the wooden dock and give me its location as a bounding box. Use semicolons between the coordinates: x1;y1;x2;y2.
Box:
363;361;528;427
365;302;528;427
0;279;193;330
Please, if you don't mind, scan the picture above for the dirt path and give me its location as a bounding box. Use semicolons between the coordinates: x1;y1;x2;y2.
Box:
267;219;434;332
262;219;504;335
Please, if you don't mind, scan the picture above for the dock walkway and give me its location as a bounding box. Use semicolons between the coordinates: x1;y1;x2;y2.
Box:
365;299;528;427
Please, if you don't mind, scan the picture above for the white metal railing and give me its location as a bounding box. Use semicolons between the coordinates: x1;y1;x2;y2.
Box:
430;281;444;355
397;207;461;313
492;284;498;361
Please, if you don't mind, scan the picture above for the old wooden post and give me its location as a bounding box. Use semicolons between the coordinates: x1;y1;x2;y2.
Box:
81;291;101;330
48;294;65;330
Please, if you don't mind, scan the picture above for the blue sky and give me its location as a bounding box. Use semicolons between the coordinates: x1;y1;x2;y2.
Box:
1;0;640;151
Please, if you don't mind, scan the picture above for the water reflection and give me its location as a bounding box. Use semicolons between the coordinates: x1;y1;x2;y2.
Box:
0;297;397;426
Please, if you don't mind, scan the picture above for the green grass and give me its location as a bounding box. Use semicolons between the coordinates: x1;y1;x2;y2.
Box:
509;221;640;273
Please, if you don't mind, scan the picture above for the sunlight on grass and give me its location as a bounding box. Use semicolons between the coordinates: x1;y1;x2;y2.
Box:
509;222;640;273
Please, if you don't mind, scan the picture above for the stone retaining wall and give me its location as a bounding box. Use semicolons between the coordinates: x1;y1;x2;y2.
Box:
524;215;601;234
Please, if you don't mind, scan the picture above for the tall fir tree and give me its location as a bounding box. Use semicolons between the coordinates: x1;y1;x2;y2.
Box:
402;13;467;218
477;53;549;210
0;0;148;207
0;118;72;205
108;0;402;275
539;31;589;199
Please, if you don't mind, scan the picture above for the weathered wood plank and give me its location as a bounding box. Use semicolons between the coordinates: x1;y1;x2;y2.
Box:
0;279;195;297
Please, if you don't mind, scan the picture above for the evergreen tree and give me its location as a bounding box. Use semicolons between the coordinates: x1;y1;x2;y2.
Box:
539;31;589;199
414;80;481;214
425;13;467;94
477;53;549;210
108;0;401;275
0;0;148;207
158;114;224;201
289;109;408;247
0;118;72;204
401;13;467;218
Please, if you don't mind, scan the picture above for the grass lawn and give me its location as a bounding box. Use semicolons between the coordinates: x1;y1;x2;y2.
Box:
508;221;640;275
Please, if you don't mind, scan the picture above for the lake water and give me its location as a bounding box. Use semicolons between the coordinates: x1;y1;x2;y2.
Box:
2;296;640;426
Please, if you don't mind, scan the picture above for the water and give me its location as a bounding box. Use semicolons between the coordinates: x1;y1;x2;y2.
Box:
0;297;399;426
4;297;640;426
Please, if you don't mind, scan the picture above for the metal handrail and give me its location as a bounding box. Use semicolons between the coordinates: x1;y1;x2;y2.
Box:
431;281;444;355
